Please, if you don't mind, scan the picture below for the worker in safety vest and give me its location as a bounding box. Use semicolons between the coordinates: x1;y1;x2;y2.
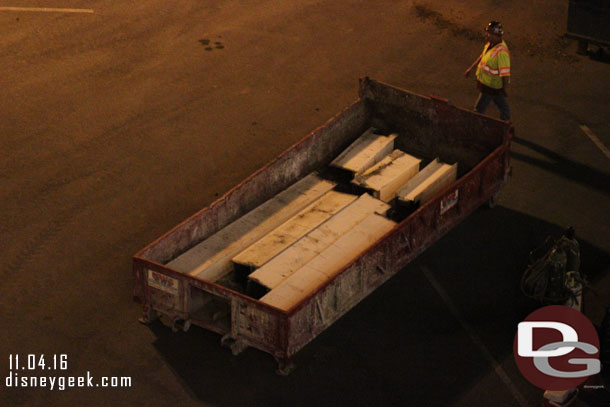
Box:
464;21;511;121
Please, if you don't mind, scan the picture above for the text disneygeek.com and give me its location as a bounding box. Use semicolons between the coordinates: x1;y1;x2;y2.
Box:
5;354;131;391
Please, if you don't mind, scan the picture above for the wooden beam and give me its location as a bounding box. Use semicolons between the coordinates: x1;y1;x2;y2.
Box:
330;127;397;174
260;213;396;311
248;193;390;290
397;161;457;205
166;174;336;282
396;158;443;200
352;150;421;202
232;191;357;270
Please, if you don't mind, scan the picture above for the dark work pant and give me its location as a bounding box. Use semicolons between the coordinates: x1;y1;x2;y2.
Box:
474;91;511;121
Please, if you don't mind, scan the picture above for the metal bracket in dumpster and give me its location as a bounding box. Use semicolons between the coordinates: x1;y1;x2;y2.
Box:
440;190;459;216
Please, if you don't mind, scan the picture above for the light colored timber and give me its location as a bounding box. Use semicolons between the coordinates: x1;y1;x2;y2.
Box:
232;191;357;270
352;150;421;202
396;158;443;200
398;161;457;205
248;193;390;290
167;174;336;282
330;128;397;174
260;213;397;311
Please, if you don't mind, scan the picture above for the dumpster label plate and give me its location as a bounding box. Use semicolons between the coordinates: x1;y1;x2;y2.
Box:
147;269;179;295
440;190;459;215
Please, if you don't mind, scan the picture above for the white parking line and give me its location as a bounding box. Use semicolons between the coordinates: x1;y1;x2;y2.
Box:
421;266;529;407
581;125;610;160
0;7;93;13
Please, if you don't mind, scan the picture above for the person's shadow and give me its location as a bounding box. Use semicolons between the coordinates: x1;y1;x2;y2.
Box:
511;136;610;196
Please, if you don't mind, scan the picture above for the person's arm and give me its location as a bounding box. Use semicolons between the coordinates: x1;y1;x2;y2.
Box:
498;50;511;95
464;55;481;78
502;76;509;96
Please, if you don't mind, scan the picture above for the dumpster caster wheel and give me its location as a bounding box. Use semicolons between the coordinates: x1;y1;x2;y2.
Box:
230;340;248;356
172;318;191;333
182;320;191;332
138;307;158;325
221;334;234;349
221;335;248;355
275;358;295;376
487;192;500;208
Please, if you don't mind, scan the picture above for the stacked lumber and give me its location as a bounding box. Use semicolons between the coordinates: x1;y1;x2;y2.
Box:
248;193;390;291
232;191;357;272
330;127;397;174
259;213;397;311
167;173;336;282
165;127;459;310
397;159;457;205
329;128;457;206
352;150;421;202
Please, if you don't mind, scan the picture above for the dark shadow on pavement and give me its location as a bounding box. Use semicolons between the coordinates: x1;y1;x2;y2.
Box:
511;137;610;196
149;206;610;407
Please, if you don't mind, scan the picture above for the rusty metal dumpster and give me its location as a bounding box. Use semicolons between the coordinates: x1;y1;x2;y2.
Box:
133;78;513;374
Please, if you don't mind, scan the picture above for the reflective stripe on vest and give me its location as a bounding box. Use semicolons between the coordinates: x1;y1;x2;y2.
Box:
478;42;510;77
491;46;509;59
479;61;500;76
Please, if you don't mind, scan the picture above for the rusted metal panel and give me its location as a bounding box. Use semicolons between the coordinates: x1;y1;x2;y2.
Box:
147;269;183;312
336;262;363;311
285;240;393;357
233;300;280;346
134;78;513;373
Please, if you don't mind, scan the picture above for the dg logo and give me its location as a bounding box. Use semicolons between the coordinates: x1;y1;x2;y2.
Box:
513;305;601;390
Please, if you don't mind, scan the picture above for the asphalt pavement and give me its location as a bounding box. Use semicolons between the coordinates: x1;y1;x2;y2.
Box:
1;1;609;406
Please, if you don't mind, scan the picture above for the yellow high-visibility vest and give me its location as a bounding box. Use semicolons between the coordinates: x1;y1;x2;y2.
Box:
476;40;510;89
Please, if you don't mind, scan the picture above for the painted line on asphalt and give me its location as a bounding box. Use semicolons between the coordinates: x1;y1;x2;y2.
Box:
580;125;610;160
421;266;529;407
0;7;94;13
